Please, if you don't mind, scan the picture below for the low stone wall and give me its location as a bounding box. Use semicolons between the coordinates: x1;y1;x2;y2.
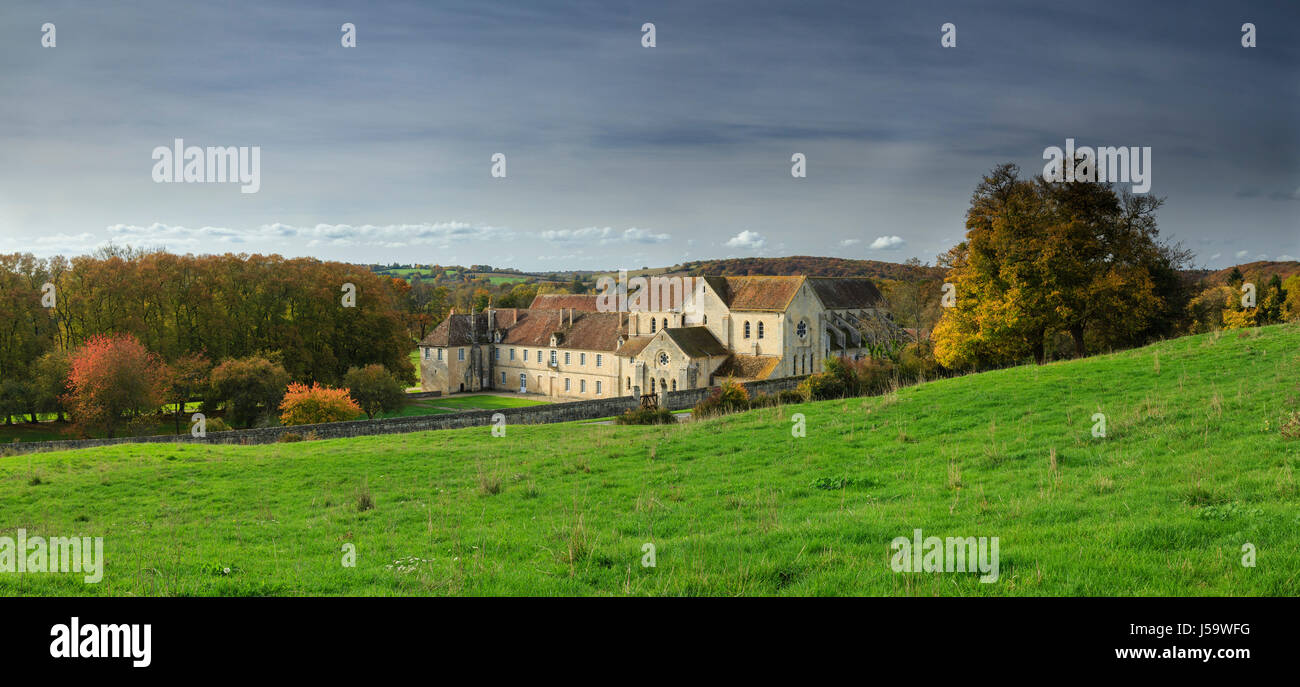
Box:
5;376;808;456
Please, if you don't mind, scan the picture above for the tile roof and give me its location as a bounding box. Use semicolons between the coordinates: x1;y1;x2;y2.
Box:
714;276;804;311
713;354;781;380
806;277;884;309
529;293;601;311
498;309;626;351
617;336;654;358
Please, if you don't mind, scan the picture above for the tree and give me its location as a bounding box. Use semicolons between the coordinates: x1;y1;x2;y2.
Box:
32;350;71;422
279;383;362;425
344;364;408;419
166;353;211;434
64;334;167;438
1283;275;1300;322
934;163;1189;370
208;356;290;428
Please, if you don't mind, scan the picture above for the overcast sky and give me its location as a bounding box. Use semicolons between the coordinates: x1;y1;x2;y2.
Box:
2;0;1297;270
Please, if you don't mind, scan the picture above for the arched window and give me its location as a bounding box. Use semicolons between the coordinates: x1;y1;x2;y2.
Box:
757;322;764;339
671;379;677;391
744;321;751;338
650;378;656;393
650;318;656;333
662;318;668;331
703;314;707;324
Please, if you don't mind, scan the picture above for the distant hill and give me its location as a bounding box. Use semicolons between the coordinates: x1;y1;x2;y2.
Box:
677;256;946;281
1199;260;1300;286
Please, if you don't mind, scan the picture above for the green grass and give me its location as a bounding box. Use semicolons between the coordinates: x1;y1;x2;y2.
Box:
2;324;1298;596
428;395;548;410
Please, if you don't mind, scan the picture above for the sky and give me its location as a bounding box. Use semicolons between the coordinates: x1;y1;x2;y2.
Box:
1;0;1297;271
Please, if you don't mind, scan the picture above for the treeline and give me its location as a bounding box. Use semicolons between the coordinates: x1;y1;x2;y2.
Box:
682;256;947;281
0;247;414;400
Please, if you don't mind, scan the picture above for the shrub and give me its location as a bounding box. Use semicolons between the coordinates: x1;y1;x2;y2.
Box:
279;383;363;426
798;370;846;401
777;389;807;404
203;416;231;433
896;343;940;383
615;407;677;425
343;364;408;419
693;379;750;417
277;432;304;443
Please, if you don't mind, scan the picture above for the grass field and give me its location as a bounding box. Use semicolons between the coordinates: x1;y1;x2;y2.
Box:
2;324;1297;596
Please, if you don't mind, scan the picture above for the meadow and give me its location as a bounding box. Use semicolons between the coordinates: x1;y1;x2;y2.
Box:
1;324;1297;596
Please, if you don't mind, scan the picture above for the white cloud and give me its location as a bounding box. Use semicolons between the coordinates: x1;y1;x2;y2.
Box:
725;230;766;250
1235;250;1250;259
1277;254;1297;261
537;226;670;244
869;235;906;250
839;239;861;247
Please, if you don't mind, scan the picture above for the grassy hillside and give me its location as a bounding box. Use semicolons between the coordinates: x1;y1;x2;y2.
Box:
2;325;1298;596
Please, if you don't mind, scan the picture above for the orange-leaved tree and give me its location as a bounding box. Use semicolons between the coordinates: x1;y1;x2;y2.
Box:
64;333;167;438
279;382;362;426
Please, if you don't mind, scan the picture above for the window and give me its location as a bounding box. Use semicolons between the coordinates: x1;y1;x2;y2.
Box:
565;378;571;392
627;376;631;390
523;349;528;361
550;350;557;365
580;379;586;393
437;349;443;361
744;321;751;338
797;321;808;339
564;352;571;365
671;379;676;391
494;349;500;360
500;371;506;383
422;348;429;360
537;350;542;363
596;380;602;395
658;352;670;366
703;314;707;324
650;378;655;393
510;348;516;361
596;354;602;367
757;321;764;339
650;318;656;333
580;353;586;365
662;318;668;331
457;348;464;361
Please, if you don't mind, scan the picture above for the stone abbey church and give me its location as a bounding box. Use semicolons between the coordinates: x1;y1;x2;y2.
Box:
417;276;898;400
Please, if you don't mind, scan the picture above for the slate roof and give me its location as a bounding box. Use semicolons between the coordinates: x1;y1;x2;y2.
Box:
661;327;729;358
617;336;654;358
806;277;884;309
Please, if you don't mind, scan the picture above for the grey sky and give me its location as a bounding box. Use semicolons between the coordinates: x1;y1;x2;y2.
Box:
2;0;1297;270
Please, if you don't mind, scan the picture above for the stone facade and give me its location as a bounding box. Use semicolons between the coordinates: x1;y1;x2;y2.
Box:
417;275;897;399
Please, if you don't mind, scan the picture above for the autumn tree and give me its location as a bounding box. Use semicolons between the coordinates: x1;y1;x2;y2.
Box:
166;353;212;434
208;356;290;428
64;334;167;438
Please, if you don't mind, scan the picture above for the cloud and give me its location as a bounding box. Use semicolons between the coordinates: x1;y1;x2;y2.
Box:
839;239;861;247
536;226;670;244
1277;254;1297;261
869;235;906;250
1235;250;1250;259
724;230;766;250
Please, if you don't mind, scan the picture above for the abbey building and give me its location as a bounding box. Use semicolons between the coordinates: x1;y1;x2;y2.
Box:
416;276;899;400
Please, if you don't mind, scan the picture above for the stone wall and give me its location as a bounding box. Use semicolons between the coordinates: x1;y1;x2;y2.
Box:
5;376;808;456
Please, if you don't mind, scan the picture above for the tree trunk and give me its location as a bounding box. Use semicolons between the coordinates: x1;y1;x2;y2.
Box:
1032;329;1047;365
1070;324;1086;358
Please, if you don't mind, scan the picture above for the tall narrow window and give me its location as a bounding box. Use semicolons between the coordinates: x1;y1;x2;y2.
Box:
565;378;571;392
437;349;443;361
596;354;602;367
458;348;465;361
564;352;571;364
757;322;764;339
580;353;586;365
596;380;602;395
744;321;751;338
580;379;586;393
650;318;656;333
423;348;429;360
662;318;667;331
